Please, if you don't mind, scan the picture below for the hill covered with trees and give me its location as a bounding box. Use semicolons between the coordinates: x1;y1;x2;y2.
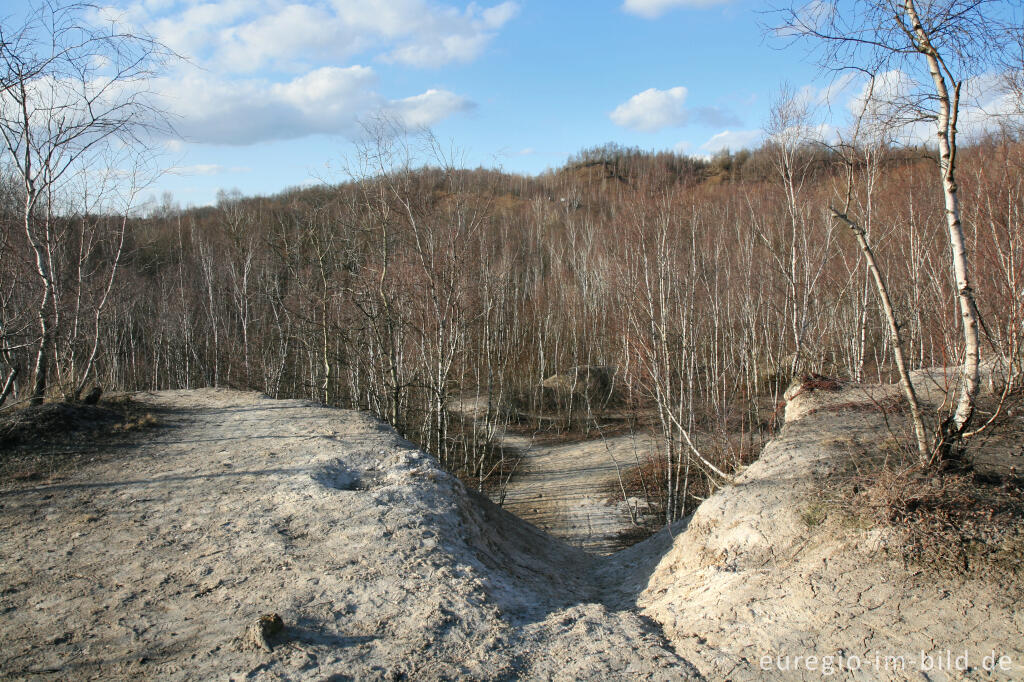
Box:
4;134;1023;521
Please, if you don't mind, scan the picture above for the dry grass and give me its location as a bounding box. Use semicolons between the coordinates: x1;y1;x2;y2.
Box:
862;469;1021;577
817;438;1024;581
805;394;905;417
112;412;161;432
798;373;845;392
820;391;1024;580
0;402;124;448
785;373;845;402
0;395;164;484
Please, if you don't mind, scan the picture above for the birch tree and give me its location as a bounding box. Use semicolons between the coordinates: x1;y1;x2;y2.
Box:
775;0;1020;463
0;1;171;403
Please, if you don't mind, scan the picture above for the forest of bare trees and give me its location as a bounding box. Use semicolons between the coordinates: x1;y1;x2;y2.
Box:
3;130;1023;518
2;1;1023;524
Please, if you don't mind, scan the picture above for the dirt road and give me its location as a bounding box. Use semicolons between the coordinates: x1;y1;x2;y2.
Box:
454;396;661;554
497;431;658;554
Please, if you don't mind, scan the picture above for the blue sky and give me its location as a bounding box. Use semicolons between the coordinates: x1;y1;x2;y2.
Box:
129;0;823;206
7;0;1016;208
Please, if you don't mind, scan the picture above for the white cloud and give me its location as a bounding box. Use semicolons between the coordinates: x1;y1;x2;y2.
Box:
145;1;255;60
83;2;503;147
379;1;521;67
848;70;915;116
796;72;858;109
772;0;834;37
960;72;1024;138
385;33;492;68
271;66;380;119
622;0;729;19
481;2;520;28
385;89;476;128
611;86;740;132
215;4;354;73
122;0;520;72
855;70;1022;144
763;69;1024;153
159;66;473;145
843;70;932;145
169;164;250;175
611;87;690;132
701;129;762;152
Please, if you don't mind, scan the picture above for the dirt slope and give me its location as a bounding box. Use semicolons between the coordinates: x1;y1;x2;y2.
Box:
454;396;655;554
0;389;695;680
607;378;1024;681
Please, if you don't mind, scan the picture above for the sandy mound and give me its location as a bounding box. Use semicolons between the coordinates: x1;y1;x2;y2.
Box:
616;380;1024;681
3;382;1020;680
0;389;696;680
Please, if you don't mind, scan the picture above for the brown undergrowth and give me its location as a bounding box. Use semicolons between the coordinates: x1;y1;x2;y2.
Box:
0;394;162;484
805;393;905;417
814;415;1024;585
604;432;764;548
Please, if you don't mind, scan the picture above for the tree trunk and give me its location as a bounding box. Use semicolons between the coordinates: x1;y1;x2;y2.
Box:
0;366;18;408
906;0;982;459
832;208;930;462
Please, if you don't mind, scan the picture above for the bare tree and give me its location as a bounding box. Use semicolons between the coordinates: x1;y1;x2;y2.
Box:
774;0;1020;463
0;1;172;403
821;74;931;459
760;86;839;379
997;22;1024;126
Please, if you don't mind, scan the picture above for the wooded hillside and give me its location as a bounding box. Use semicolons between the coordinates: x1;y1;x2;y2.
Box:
3;137;1023;518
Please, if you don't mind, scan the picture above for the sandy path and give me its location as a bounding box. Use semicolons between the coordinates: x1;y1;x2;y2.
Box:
497;431;658;554
0;389;696;680
454;396;660;554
